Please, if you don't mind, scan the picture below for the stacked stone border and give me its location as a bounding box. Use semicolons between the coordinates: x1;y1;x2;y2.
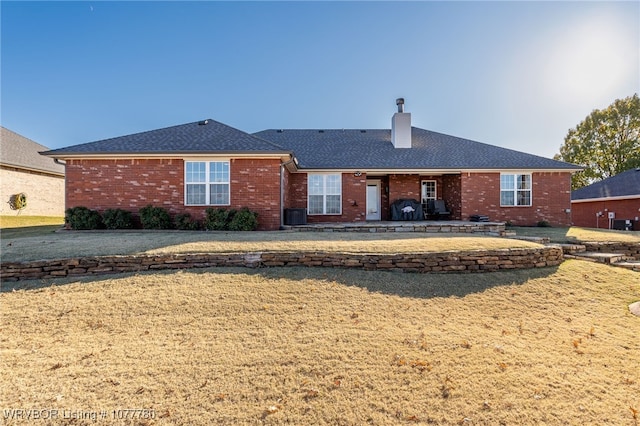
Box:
580;242;640;260
1;246;563;282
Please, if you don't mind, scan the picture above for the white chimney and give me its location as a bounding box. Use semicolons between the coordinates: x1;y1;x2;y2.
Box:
391;98;411;148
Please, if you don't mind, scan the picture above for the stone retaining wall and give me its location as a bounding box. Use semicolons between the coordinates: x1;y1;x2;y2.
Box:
291;222;506;234
1;246;563;282
581;242;640;260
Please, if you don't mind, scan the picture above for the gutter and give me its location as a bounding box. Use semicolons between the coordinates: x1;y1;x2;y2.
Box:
280;158;297;229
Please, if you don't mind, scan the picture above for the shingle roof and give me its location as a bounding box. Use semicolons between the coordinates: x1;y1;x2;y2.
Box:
572;168;640;200
0;127;65;175
41;119;289;157
253;128;581;171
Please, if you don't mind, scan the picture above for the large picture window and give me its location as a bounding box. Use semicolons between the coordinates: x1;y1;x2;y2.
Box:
500;173;531;206
185;161;230;205
308;174;341;215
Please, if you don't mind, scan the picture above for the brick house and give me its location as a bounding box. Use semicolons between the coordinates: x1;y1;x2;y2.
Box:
571;168;640;229
1;127;65;216
41;99;580;230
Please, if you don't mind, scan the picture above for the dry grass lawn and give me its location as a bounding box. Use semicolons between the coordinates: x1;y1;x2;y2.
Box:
512;226;640;243
2;260;639;425
1;231;541;263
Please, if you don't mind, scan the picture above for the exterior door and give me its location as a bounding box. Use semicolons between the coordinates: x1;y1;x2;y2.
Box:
366;180;381;220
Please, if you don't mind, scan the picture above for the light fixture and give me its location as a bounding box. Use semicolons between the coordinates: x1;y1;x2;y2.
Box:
354;171;362;177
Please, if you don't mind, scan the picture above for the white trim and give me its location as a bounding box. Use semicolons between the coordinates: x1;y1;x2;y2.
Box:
500;173;532;207
366;179;381;221
292;168;579;174
421;179;437;202
44;153;290;160
184;160;231;206
307;172;342;215
571;194;640;203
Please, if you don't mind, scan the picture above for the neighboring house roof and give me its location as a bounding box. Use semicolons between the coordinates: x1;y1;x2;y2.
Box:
0;127;65;176
41;119;290;157
572;168;640;201
253;128;580;171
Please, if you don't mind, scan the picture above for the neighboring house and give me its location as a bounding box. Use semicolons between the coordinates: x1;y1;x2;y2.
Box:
571;168;640;229
41;100;580;230
0;127;65;216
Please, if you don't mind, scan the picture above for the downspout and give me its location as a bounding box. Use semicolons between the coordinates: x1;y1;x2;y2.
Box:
280;158;296;230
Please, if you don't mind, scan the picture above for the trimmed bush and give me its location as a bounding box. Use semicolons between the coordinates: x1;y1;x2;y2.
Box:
228;207;258;231
204;207;258;231
537;220;551;228
139;205;172;229
174;213;200;230
204;208;235;231
102;208;134;229
65;206;103;230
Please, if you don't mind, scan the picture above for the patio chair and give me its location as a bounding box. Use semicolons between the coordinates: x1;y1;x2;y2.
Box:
427;199;450;220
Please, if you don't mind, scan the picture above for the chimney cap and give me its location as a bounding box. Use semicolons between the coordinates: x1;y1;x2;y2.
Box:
396;98;405;113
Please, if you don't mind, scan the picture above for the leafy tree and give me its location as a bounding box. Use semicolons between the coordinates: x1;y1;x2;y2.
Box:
554;94;640;189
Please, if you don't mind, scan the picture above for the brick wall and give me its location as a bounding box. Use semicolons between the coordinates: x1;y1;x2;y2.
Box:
287;173;367;224
460;172;573;226
571;198;640;229
0;168;65;216
65;158;282;230
388;174;420;205
442;174;462;220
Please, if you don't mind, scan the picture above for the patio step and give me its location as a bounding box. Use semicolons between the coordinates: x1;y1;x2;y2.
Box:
571;252;626;264
612;259;640;272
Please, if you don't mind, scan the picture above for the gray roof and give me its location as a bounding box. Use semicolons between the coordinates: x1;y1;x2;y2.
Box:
0;127;65;175
39;117;580;172
572;168;640;200
254;128;581;171
41;119;289;157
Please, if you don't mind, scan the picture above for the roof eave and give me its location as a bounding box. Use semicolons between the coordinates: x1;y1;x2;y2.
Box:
571;194;640;203
40;151;293;160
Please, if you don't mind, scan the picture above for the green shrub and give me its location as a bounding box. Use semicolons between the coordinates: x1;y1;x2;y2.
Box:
102;208;134;229
204;208;235;230
228;207;258;231
139;205;172;229
174;213;200;230
65;206;103;230
204;207;258;231
537;220;551;228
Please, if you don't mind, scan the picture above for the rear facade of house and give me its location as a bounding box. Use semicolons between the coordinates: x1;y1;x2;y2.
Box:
42;100;580;230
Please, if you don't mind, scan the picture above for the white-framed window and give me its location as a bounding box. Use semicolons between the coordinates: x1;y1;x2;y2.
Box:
308;173;341;215
500;173;531;206
421;180;437;204
185;161;230;205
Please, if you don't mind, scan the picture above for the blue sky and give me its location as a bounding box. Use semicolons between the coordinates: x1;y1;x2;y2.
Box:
2;1;638;159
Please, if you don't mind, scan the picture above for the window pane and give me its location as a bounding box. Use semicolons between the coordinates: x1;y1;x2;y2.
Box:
210;184;229;205
422;181;436;200
308;195;323;214
210;162;229;183
517;174;531;190
308;175;323;195
326;195;341;214
517;191;531;206
501;191;514;206
500;174;514;190
186;184;206;205
325;175;341;195
186;162;206;183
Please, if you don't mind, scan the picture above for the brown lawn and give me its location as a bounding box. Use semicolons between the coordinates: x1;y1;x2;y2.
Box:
1;260;639;425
